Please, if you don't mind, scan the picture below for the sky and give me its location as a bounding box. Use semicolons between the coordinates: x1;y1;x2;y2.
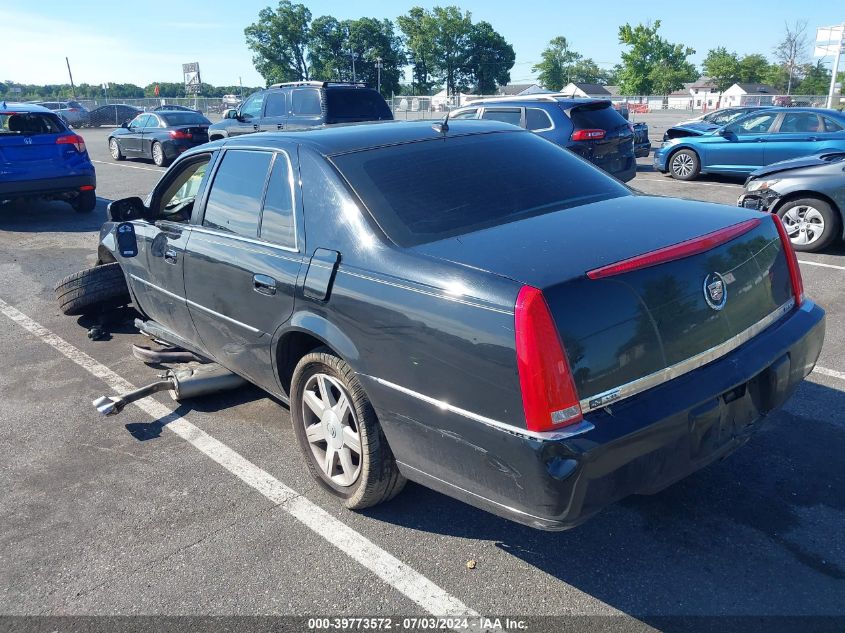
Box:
2;0;842;89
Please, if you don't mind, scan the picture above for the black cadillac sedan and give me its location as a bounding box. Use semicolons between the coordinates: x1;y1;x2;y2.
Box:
108;110;210;167
71;120;824;530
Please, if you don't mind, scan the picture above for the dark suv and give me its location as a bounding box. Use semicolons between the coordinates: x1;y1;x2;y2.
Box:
450;96;636;181
208;81;393;140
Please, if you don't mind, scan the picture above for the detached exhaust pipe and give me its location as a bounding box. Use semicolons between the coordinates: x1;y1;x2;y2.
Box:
92;365;247;416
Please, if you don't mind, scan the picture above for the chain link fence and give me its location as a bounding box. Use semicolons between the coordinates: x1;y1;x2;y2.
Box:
76;97;234;117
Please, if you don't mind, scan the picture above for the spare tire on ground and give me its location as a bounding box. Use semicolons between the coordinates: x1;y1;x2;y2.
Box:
55;262;131;316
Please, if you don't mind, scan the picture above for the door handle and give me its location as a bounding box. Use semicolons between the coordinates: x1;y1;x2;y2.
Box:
253;124;259;131
253;274;277;295
164;248;178;265
277;123;284;130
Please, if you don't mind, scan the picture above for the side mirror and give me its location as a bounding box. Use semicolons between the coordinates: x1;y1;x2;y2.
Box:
107;196;148;222
121;120;131;129
224;109;238;120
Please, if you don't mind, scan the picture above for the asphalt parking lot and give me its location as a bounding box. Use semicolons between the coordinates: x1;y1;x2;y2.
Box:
1;122;844;630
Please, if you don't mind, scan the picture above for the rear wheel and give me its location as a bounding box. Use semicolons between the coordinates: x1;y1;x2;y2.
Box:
777;198;840;253
109;137;124;161
55;262;131;316
71;190;96;214
669;149;700;181
151;142;169;167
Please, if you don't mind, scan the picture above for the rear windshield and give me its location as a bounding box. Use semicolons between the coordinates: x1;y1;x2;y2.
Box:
161;112;210;126
332;131;629;246
569;103;626;131
325;89;392;121
0;112;66;135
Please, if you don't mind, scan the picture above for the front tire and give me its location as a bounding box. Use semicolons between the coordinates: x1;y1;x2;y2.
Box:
290;348;406;510
109;137;124;161
151;142;169;167
71;190;96;214
55;262;131;316
777;198;840;252
669;148;701;181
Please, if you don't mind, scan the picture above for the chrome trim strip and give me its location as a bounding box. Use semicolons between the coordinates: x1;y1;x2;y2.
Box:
190;225;299;255
185;299;262;334
579;299;795;413
364;375;595;441
130;275;185;302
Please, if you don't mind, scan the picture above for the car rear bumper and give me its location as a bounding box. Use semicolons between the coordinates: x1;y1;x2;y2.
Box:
163;139;210;159
388;300;825;530
0;173;96;198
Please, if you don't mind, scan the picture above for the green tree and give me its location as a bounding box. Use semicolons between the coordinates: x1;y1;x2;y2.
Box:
737;54;769;83
309;16;347;81
702;47;740;92
797;61;831;95
532;36;580;91
570;58;610;84
397;7;438;95
773;20;808;94
617;20;696;95
428;6;473;95
347;17;405;96
245;0;313;84
465;21;514;94
763;63;790;92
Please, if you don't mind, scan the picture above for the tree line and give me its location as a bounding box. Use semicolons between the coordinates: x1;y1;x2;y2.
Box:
0;81;263;102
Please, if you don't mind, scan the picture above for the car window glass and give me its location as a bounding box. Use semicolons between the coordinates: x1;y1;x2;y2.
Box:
525;108;553;131
779;112;820;133
726;112;777;135
240;93;264;119
450;109;478;119
259;154;296;248
264;91;287;117
820;116;843;132
481;108;522;126
203;150;273;237
145;115;161;128
129;115;148;129
157;157;211;223
161;112;210;126
1;112;64;135
292;89;322;116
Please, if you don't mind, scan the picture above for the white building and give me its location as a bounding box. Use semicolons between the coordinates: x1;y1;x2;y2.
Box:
721;83;777;107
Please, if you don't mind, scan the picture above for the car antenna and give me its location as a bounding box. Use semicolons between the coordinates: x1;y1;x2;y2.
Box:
432;110;450;134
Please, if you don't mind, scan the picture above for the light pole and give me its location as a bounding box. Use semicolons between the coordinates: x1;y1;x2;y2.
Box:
376;57;383;94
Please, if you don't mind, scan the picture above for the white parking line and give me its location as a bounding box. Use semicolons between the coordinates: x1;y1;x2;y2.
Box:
797;260;845;272
91;159;165;173
814;366;845;381
0;297;477;619
635;176;741;189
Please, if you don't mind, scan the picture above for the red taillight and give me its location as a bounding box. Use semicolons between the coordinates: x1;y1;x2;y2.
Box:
587;218;762;280
169;130;192;140
68;108;79;112
514;286;582;432
772;214;804;306
571;128;606;141
56;134;86;153
79;185;95;191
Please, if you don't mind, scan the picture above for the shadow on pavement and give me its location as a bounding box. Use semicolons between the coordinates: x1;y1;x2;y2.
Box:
0;197;109;233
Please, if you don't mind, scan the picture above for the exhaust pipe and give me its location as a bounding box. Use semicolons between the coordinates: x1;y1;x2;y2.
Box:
92;364;247;416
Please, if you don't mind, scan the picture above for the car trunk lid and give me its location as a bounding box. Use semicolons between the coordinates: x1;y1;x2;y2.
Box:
0;111;81;178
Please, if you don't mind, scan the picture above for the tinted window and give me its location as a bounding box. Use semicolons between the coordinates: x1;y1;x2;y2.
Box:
129;115;150;129
450;108;478;119
264;91;287;117
525;108;553;131
333;132;629;247
292;89;322;116
569;103;626;130
822;116;844;132
240;93;264;119
324;89;391;120
158;157;211;223
1;112;65;135
203;151;273;238
259;154;296;248
146;115;162;128
779;112;821;133
481;108;522;126
161;112;210;126
726;112;777;135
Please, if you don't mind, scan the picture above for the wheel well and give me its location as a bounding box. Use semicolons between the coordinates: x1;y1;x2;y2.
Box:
772;191;842;232
97;245;117;265
276;331;330;397
668;145;699;162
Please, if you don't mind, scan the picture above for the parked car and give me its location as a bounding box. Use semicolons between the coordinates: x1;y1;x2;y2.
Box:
152;104;200;114
208;81;393;141
654;107;845;180
450;96;636;181
108;111;211;167
58;120;824;530
87;104;143;128
738;151;845;252
663;106;772;141
632;122;651;157
221;94;241;108
34;100;90;127
0;102;96;212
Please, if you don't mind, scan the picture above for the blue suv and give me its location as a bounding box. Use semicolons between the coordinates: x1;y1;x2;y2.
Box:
450;96;636;181
0;102;96;212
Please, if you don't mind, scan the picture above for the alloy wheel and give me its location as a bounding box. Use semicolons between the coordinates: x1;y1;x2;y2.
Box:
782;204;825;246
152;143;164;166
109;139;120;160
671;153;695;177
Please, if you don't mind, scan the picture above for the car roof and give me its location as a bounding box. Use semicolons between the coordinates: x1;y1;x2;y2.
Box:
212;119;526;156
154;109;200;115
0;102;53;113
457;96;609;109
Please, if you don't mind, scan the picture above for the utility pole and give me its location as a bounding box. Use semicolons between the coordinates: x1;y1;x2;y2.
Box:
827;24;844;109
376;57;383;94
66;57;77;99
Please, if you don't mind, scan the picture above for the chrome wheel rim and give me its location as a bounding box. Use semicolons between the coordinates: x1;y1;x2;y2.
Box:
671;152;694;177
110;139;119;159
782;205;825;246
301;373;362;487
152;144;163;165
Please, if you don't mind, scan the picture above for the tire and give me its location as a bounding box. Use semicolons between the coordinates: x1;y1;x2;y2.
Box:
109;137;124;161
71;190;96;214
776;198;840;253
54;262;131;316
290;348;406;510
151;142;169;167
669;148;701;181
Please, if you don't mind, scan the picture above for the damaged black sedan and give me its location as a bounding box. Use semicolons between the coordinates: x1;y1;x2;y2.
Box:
57;120;825;530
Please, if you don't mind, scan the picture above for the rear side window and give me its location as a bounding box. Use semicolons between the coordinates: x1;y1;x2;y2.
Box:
525;108;553;131
779;112;820;133
481;108;522;127
450;108;478;119
259;154;296;248
161;113;210;126
569;103;626;131
203;150;273;238
292;89;322;116
0;112;65;135
821;116;844;132
333;132;629;246
325;89;391;120
264;91;287;117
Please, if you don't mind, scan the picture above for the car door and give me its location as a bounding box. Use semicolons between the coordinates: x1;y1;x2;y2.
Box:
142;113;163;158
764;112;825;164
231;92;265;136
285;88;323;131
122;114;149;154
706;111;778;172
124;153;215;346
259;90;288;132
183;147;304;390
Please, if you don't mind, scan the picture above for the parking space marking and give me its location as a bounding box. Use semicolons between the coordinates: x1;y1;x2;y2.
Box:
634;176;741;189
797;260;845;272
0;297;477;619
91;160;165;173
814;366;845;382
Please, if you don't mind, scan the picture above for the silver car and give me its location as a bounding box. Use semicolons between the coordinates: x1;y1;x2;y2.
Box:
35;100;90;127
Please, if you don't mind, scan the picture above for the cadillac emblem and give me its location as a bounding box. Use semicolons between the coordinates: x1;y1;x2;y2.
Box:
703;272;727;310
